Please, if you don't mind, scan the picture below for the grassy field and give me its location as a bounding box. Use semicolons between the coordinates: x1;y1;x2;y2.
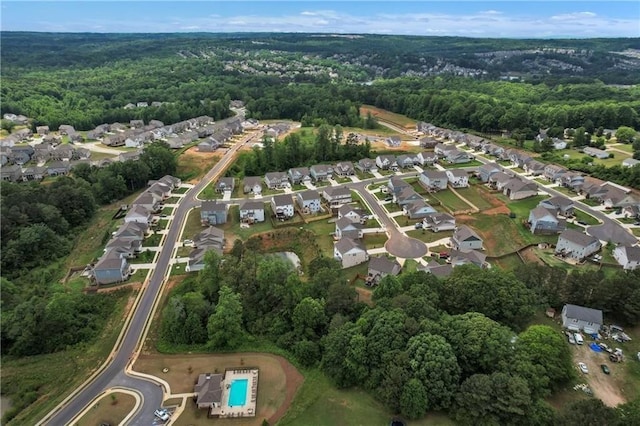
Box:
360;105;417;129
199;181;223;200
182;208;205;241
440;160;484;168
573;209;600;226
302;219;336;258
135;353;300;426
363;233;389;249
455;185;494;211
1;290;133;425
175;148;220;183
431;190;472;212
492;253;525;271
497;194;547;218
406;229;453;244
608;143;634;153
74;391;136;426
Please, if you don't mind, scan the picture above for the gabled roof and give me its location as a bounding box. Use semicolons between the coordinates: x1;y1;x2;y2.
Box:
272;194;293;207
446;169;467;178
265;171;287;180
454;225;482;242
241;200;264;211
243;176;262;186
559;229;599;247
336;217;363;231
530;206;558;221
194;226;224;243
298;189;320;201
338;204;366;217
451;249;487;266
201;200;227;212
419;261;453;277
563;304;603;324
421;170;447;180
335;237;366;254
195;373;223;406
504;178;537;193
489;172;512;184
369;256;401;275
324;186;351;198
424;212;455;224
617;245;640;262
541;196;574;209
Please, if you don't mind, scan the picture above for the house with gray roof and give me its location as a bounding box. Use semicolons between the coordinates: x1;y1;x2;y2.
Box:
451;225;483;251
422;212;456;232
419;137;439;149
288;167;311;185
446;169;469;188
21;166;46;181
539;196;574;217
544;164;568;182
561;304;603;334
528;206;566;234
335;217;364;240
334;238;368;269
404;200;437;219
1;164;23;182
416;151;437;166
338;204;368;224
239;200;265;223
356;158;378;173
503;178;538;200
322;186;352;208
395;154;415;169
194;373;224;410
419;170;448;191
272;194;295;219
386;136;401;147
93;252;131;285
296;190;321;214
613;245;640;270
310;164;333;181
524;160;545;175
125;205;152;224
47;161;71;176
622;158;640;168
477;164;501;182
367;256;401;285
334;161;355;176
201;200;228;225
243;176;263;195
555;229;601;260
375;155;397;170
395;187;423;207
450;249;487;268
419;260;453;278
583;147;610;159
264;172;289;189
193;226;225;250
445;149;472;164
215;177;235;193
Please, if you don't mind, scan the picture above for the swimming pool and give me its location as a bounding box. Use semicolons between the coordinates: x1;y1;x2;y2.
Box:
228;379;248;407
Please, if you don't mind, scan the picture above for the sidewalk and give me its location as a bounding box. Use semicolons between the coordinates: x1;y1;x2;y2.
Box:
350;175;361;183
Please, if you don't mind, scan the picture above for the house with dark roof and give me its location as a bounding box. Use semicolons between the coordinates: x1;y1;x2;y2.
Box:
243;176;263;195
445;149;472;164
451;225;483;251
386;136;401;147
419;137;439;149
21;166;46;181
613;245;640;270
416;151;437;166
296;190;321;214
503;178;538;200
239;201;265;223
419;261;453;278
194;373;224;410
395;154;416;169
561;304;603;334
539;196;575;217
334;161;355;176
404;200;437;219
334;238;368;268
555;229;601;260
264;172;289;189
524;160;545;176
93;252;131;285
338;204;368;224
375;155;397;170
419;170;448;191
310;164;333;181
477;164;501;182
125;205;152;224
367;256;402;285
335;217;364;240
272;194;295;219
215;177;235;193
544;164;567;182
356;158;378;173
288;167;311;185
450;249;487;268
322;186;352;208
1;164;22;182
488;172;512;191
193;227;225;250
395;187;423;207
201;200;228;225
387;176;410;196
528;206;566;234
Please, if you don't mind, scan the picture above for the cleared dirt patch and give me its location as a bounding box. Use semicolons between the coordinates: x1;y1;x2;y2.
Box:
176;146;220;184
570;342;626;407
134;352;303;426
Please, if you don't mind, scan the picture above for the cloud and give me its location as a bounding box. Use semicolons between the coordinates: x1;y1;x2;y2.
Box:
300;11;317;16
550;11;598;21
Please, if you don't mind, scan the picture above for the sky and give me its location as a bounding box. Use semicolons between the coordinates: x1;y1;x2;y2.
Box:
1;1;639;38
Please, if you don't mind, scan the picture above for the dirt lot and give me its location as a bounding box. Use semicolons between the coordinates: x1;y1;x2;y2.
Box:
134;352;303;425
176;146;220;183
570;340;626;407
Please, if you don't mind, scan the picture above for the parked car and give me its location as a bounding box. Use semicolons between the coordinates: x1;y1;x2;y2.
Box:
574;333;584;345
154;409;170;421
183;239;194;247
601;364;610;375
578;362;589;374
439;251;449;259
577;220;588;226
414;222;423;229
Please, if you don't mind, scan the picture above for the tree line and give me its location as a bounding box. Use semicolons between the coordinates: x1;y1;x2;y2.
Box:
159;241;640;424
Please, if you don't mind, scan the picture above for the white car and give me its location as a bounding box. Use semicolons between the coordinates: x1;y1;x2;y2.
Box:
578;362;589;374
154;409;170;421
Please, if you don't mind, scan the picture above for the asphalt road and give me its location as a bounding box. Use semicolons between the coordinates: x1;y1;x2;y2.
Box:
42;120;251;426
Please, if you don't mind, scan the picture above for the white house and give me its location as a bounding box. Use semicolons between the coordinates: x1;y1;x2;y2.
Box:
335;217;364;240
555;229;601;260
239;200;265;223
416;151;437;166
613;245;640;270
445;169;469;188
338;204;368;224
422;212;456;232
296;190;322;214
334;238;369;269
451;225;483;251
376;155;397;170
271;194;295;219
419;170;448;191
265;172;289;189
243;176;263;195
622;158;640;168
323;186;352;208
561;304;603;334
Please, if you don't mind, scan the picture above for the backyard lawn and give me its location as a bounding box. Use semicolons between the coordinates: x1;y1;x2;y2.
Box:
302;219;337;258
496;195;547;218
431;190;472;212
181;208;205;241
363;233;389;249
74;392;136;426
406;229;453;244
455;185;495;211
440;160;484;168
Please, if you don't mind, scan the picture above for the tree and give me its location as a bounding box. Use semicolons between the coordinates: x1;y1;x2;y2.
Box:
321;322;362;388
139;141;176;178
557;399;619;426
292;297;327;340
207;286;244;350
1;119;15;133
400;378;429;419
572;126;588;147
406;332;461;410
615;126;637;144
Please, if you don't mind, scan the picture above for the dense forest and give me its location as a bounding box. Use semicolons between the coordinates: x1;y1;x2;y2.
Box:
159;244;640;424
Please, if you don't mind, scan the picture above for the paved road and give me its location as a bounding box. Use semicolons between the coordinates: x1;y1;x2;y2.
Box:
41;119;250;426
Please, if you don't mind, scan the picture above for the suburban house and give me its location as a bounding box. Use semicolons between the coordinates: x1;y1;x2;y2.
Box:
445;169;469;188
124;205;151;224
434;143;455;157
555;229;601;260
478;164;501;182
239;201;266;224
539;196;575;217
404;200;437;219
559;172;585;191
483;144;505;157
524;160;545;176
193;227;225;251
356;158;378;173
216;177;235;194
419;170;448;191
265;172;289;189
419;261;453;278
422;212;456;232
419;137;439;149
334;161;355;176
243;176;263;195
395;187;423;207
113;221;148;241
561;304;603;334
367;256;402;285
198;137;222;152
451;225;483;251
583;147;610;159
376;155;397;170
47;161;71;176
613;245;640;270
271;194;295;220
623;204;640;219
335;217;364;240
386;136;401;147
503;178;538;200
201;200;228;225
395;154;416;169
334;238;369;269
528;206;566;234
93;254;131;285
388;176;411;196
338;204;368;224
296;190;322;214
21;166;46;181
310;164;333;181
322;186;352;208
450;249;488;268
36;125;50;135
416;151;437;166
1;165;22;182
601;185;638;209
622;158;640;168
288;167;311;185
444;149;472;164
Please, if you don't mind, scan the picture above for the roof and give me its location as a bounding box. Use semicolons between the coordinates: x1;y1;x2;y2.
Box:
563;304;603;324
446;169;467;178
505;178;537;193
216;177;234;187
272;194;293;207
451;249;487;266
324;186;351;198
94;255;125;270
618;245;640;262
490;172;512;184
241;200;264;211
421;170;447;180
454;225;482;242
338;204;366;217
424;212;455;224
195;373;223;405
289;166;310;176
336;217;363;230
334;238;366;254
559;229;599;247
195;226;224;242
369;256;401;275
298;189;320;201
265;171;287;180
201;200;227;212
587;222;638;246
541;196;574;209
530;206;557;221
243;176;262;186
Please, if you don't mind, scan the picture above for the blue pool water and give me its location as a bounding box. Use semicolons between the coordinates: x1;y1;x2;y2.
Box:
229;379;248;407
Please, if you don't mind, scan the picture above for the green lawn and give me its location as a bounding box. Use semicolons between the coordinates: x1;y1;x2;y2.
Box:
581;197;601;207
455;185;494;211
440;159;484;168
552;185;578;197
431;190;471;212
161;206;174;215
301;219;336;258
198;182;222;200
181;208;204;240
383;202;402;213
363;233;388;249
573;209;600;226
607;143;634;153
492;253;525;271
143;233;162;247
410;181;429;195
406;229;453;244
496;194;547;218
218;204;275;241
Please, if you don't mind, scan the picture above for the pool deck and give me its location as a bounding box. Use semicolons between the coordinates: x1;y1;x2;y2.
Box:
212;368;258;418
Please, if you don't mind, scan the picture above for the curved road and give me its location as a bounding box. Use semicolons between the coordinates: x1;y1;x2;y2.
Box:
41;123;251;426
